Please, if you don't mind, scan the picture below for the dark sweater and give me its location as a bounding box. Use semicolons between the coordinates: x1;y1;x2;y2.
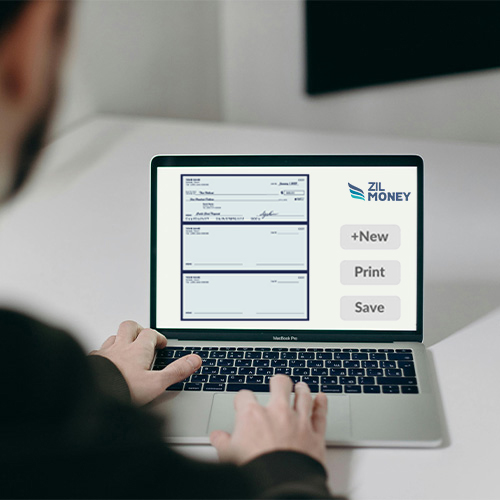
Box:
0;309;334;499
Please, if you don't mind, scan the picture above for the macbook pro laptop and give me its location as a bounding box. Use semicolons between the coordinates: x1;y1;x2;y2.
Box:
149;155;443;447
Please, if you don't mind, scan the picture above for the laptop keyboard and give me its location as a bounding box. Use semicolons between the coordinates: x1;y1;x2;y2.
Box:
153;346;418;394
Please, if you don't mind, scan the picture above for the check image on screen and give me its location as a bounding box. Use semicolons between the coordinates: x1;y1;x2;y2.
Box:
181;175;309;321
155;166;418;332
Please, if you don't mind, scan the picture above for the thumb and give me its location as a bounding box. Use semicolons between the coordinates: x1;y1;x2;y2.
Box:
160;354;202;387
210;430;232;460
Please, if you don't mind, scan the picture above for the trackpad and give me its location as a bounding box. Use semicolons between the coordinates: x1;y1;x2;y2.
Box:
208;394;351;441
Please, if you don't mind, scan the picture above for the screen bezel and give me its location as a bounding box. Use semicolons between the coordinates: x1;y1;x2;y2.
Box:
151;155;423;343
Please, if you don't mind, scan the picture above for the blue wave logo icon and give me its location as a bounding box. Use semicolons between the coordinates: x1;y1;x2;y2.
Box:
348;183;365;200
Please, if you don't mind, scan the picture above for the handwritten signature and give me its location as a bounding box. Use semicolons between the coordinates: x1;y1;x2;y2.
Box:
259;210;278;219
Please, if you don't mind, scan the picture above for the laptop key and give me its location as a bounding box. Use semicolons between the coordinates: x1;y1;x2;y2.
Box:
228;375;245;383
388;353;413;361
201;367;218;374
239;367;255;375
344;361;360;368
380;361;396;369
344;385;361;393
403;366;416;377
203;383;226;392
377;348;394;353
263;351;280;359
363;385;381;393
255;347;271;351
209;351;226;359
256;367;273;375
360;348;376;352
378;377;417;385
228;351;244;359
401;386;419;394
321;376;338;384
330;369;347;376
191;374;208;383
290;376;301;384
281;352;297;360
306;385;319;393
289;360;306;368
307;360;323;368
220;367;237;375
382;385;400;394
235;359;251;367
227;384;269;392
366;369;384;377
362;361;379;368
340;377;356;385
311;368;328;376
298;352;315;360
351;353;368;360
184;383;202;391
321;385;342;393
325;360;342;368
293;368;310;376
317;353;333;360
210;375;227;383
218;359;234;366
274;367;292;375
385;369;402;377
370;353;386;360
204;359;217;367
358;377;375;385
302;376;320;385
271;360;287;367
166;383;184;391
237;347;254;351
245;352;262;359
342;348;359;353
334;353;350;360
348;369;365;376
272;347;288;351
253;359;270;367
247;376;264;384
396;349;413;353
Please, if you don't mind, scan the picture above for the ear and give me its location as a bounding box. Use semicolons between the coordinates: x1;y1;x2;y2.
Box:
0;1;60;110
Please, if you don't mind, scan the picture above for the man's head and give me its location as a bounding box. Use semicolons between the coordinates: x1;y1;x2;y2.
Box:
0;1;70;203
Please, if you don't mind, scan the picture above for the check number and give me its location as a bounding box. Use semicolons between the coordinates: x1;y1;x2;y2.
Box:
181;174;309;321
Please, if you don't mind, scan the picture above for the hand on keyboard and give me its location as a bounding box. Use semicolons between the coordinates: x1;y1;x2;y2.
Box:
90;321;202;405
210;375;328;466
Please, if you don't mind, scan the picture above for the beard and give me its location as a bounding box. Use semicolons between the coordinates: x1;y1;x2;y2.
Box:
5;88;56;202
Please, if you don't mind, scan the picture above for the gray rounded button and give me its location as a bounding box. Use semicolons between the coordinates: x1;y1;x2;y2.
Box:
341;261;401;285
341;225;400;249
341;296;401;320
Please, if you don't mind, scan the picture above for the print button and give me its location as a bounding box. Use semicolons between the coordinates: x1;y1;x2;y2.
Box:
340;261;401;285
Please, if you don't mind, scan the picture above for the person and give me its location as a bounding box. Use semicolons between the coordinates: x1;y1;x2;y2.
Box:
0;2;335;498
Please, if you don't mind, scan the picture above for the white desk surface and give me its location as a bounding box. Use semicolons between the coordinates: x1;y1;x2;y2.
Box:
1;115;499;499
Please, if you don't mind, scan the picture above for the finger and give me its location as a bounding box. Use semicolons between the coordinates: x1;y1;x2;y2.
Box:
294;381;313;418
268;374;293;407
234;389;258;413
210;430;232;460
159;354;202;387
311;392;328;436
100;335;116;349
137;328;167;349
115;320;143;344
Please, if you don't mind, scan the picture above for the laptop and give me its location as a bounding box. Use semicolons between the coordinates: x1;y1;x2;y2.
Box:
148;155;443;447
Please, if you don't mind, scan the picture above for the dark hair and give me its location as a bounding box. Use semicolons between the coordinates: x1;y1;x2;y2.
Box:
0;1;30;39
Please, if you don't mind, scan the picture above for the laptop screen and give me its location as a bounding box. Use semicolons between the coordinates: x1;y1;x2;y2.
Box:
151;156;423;342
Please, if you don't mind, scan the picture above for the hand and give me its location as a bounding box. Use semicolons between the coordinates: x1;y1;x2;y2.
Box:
90;320;202;406
210;375;328;466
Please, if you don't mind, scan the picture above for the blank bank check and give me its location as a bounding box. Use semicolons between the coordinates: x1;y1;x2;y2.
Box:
181;174;309;321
